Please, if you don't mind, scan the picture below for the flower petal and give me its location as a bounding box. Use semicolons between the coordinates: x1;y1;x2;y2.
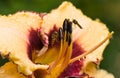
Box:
0;12;49;75
95;69;115;78
42;1;109;63
0;62;26;78
36;1;112;77
0;1;114;78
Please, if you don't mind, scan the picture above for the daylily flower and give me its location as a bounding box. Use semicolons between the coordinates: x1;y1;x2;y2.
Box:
0;1;114;78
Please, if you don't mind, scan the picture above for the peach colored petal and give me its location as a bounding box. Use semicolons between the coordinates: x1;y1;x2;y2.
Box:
95;69;115;78
0;12;48;75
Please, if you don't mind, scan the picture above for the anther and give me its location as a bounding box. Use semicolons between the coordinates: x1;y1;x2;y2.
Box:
63;19;68;32
68;35;72;46
66;32;68;42
58;27;63;41
67;21;72;34
73;19;82;29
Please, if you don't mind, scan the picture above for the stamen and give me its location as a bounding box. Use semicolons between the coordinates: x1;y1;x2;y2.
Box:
48;28;64;72
73;19;82;29
69;32;114;64
52;28;64;64
60;20;73;71
63;34;72;67
47;18;81;77
48;19;73;72
60;35;67;62
48;39;63;72
51;29;69;74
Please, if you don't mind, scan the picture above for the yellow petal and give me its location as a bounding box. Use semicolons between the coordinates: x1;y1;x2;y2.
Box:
0;62;26;78
34;47;59;64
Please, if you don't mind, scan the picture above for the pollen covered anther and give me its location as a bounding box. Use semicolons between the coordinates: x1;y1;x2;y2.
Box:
63;19;69;32
58;27;63;41
67;21;72;46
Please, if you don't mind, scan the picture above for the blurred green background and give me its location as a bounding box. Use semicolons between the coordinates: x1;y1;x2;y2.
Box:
0;0;120;78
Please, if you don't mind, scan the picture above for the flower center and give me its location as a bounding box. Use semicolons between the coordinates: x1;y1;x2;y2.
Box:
46;19;82;77
47;19;113;77
33;19;113;78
